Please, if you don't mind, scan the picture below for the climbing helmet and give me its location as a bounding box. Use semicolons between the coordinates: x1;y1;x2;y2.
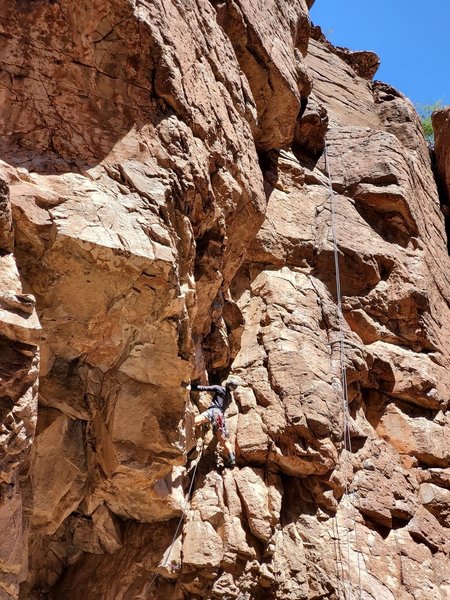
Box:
225;379;239;390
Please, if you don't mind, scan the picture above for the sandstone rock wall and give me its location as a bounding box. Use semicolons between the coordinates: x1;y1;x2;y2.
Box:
433;107;450;211
0;1;449;599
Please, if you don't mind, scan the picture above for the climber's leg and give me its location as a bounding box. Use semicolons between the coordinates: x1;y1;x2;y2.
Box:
194;413;210;427
215;426;235;467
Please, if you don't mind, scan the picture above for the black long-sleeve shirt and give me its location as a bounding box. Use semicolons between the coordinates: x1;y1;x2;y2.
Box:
194;385;231;413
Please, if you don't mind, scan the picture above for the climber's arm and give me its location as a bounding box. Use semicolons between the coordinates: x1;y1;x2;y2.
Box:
192;384;221;393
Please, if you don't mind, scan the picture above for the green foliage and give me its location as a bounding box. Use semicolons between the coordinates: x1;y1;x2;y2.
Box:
416;101;442;145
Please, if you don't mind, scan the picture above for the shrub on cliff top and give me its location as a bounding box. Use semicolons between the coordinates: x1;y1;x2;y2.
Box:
416;101;442;146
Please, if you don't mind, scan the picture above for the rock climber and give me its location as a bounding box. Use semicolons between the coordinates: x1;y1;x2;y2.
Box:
191;379;238;468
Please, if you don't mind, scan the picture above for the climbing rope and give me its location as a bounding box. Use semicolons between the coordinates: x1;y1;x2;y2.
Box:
269;144;364;597
324;139;363;600
138;439;204;598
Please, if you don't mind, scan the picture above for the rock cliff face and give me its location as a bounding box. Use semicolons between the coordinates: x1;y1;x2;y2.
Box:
433;107;450;216
1;1;450;599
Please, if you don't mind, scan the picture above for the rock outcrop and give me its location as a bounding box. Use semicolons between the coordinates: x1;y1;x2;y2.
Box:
433;107;450;204
0;1;450;599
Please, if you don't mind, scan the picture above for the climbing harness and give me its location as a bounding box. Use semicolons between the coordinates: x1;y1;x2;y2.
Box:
139;439;204;597
324;139;363;600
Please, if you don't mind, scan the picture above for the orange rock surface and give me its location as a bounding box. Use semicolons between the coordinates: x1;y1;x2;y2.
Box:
0;1;449;599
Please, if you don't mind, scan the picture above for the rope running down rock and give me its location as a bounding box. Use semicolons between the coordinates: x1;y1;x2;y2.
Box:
324;139;363;600
140;438;204;597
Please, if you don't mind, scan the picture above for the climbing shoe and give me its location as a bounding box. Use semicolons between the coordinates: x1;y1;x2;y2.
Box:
224;452;236;468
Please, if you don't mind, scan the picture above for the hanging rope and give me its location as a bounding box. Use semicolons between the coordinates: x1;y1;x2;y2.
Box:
269;145;365;598
324;139;363;600
137;439;204;598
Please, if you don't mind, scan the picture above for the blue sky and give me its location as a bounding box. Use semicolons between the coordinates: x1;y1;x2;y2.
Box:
310;0;449;108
